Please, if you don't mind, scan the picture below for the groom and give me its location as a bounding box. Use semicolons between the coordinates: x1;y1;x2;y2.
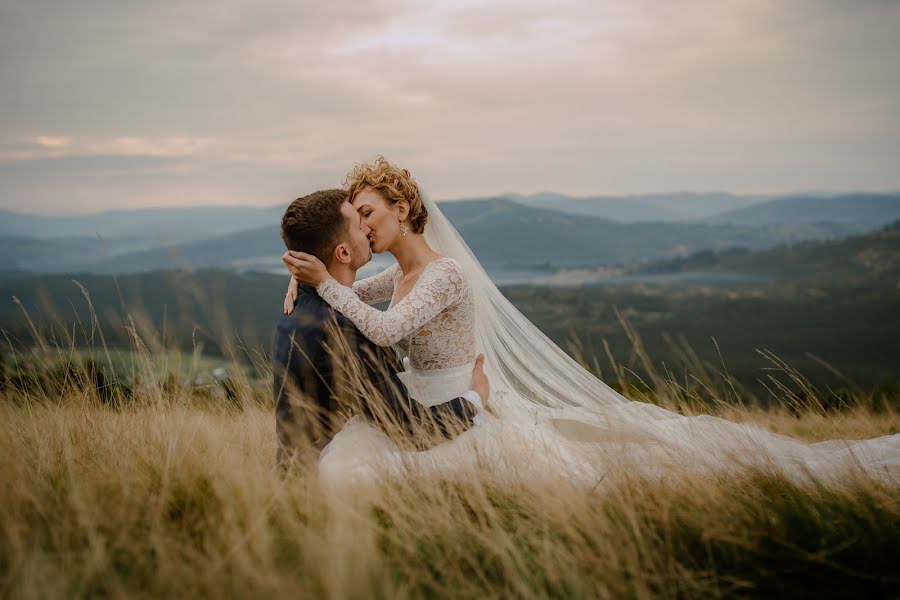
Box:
273;189;489;470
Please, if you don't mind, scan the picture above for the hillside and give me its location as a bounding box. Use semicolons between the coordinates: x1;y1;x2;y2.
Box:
2;223;898;396
707;193;900;227
636;220;900;284
72;199;857;274
441;199;848;266
0;205;283;244
87;225;285;274
0;234;167;272
4;194;892;274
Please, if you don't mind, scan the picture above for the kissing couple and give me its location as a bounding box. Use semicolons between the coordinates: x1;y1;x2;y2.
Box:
273;156;900;487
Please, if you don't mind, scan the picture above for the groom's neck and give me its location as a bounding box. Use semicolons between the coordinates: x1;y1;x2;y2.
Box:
328;264;356;288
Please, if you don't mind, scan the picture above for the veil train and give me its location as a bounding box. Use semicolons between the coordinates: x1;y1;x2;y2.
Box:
415;192;900;484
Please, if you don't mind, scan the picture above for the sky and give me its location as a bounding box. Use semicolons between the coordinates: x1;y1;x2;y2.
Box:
1;0;898;215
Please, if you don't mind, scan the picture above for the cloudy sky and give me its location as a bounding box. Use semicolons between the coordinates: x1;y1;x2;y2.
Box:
1;0;898;214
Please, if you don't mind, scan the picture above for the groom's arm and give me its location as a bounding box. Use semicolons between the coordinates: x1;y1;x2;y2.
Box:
330;318;479;446
274;314;345;469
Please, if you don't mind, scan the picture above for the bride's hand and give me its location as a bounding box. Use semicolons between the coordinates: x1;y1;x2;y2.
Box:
282;251;330;287
471;353;496;415
283;276;299;315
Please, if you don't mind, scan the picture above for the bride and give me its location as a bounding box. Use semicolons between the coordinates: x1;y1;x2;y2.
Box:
283;156;900;487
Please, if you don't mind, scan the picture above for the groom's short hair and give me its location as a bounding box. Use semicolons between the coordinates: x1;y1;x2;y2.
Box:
281;189;349;264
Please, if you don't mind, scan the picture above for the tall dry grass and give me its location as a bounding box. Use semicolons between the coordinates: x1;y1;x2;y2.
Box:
1;298;899;598
2;392;899;598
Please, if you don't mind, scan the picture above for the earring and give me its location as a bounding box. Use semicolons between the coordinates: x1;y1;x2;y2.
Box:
400;221;409;237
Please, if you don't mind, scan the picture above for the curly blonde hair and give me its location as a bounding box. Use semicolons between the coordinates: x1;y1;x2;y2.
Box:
344;156;428;234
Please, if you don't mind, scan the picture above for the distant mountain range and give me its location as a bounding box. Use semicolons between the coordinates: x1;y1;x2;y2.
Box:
706;194;900;226
506;191;768;222
2;192;898;274
435;199;857;267
0;205;283;244
509;192;900;226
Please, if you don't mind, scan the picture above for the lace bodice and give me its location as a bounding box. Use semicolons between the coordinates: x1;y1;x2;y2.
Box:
316;257;476;370
351;264;398;304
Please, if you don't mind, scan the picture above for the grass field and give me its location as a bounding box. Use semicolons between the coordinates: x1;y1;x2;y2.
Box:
2;340;899;599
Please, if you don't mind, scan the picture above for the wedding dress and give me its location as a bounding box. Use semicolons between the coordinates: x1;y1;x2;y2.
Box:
317;257;479;405
313;195;900;489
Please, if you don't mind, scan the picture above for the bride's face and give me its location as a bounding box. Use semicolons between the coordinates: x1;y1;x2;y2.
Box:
351;186;407;254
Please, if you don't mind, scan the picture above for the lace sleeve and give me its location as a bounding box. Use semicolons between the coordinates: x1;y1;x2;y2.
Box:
352;264;398;305
316;258;467;347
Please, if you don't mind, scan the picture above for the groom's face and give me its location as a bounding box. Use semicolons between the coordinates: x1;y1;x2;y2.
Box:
341;199;372;270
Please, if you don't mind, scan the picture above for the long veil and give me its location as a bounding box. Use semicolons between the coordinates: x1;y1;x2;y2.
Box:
415;192;900;483
420;192;628;414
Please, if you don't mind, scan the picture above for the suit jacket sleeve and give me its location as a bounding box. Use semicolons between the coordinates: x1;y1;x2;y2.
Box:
274;312;340;461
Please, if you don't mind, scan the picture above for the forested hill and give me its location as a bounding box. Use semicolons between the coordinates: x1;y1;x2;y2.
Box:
2;220;899;395
636;220;900;284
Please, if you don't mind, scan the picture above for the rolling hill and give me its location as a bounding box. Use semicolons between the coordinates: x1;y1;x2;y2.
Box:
69;198;859;274
0;205;283;244
515;191;900;227
3;192;893;275
707;193;900;227
636;220;900;285
2;222;898;394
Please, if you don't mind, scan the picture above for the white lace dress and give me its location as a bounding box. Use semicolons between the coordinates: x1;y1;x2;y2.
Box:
314;257;492;482
313;257;900;489
316;257;479;406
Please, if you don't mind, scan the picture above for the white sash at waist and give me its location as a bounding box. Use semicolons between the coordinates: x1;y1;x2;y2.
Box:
395;358;475;407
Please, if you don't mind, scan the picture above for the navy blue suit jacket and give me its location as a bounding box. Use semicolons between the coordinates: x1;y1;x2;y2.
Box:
273;283;476;468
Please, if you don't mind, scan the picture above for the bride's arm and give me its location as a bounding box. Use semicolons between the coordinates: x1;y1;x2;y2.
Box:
283;263;397;315
352;264;398;304
317;259;466;347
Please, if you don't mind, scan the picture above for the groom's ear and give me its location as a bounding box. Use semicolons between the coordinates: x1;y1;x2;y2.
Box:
332;242;352;265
